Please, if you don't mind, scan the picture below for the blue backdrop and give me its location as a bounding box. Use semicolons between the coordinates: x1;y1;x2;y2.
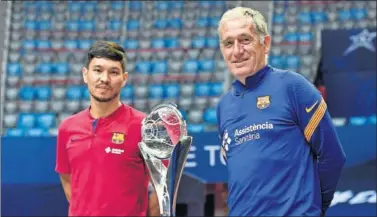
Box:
1;125;376;216
320;28;376;119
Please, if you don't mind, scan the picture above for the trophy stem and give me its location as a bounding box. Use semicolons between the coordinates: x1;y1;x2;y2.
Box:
157;183;170;216
139;143;171;216
139;137;193;217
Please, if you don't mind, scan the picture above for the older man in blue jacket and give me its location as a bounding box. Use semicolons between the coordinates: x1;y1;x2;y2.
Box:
216;7;346;216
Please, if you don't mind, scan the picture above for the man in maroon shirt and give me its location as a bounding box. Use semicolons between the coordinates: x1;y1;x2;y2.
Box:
55;41;150;216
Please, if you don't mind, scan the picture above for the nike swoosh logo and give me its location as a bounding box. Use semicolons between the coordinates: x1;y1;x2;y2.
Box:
70;137;82;142
306;100;319;113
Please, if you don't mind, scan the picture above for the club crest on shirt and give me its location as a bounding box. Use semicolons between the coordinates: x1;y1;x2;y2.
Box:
111;132;125;144
257;96;271;109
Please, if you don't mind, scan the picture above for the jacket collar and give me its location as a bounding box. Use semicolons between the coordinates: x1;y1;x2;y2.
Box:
232;64;271;96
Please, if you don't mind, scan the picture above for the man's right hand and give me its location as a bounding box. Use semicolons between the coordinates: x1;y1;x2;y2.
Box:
59;174;71;202
148;190;160;216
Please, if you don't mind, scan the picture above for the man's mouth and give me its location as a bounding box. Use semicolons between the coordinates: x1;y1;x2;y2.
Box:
232;59;247;63
96;86;111;90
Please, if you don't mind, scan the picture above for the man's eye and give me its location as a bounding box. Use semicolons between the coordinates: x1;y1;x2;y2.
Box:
240;37;251;44
93;69;101;72
223;41;233;47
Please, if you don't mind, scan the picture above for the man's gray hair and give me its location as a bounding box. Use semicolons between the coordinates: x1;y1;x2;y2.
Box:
218;7;269;44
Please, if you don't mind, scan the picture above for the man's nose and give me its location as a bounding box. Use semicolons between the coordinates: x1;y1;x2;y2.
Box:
99;72;110;83
233;40;245;58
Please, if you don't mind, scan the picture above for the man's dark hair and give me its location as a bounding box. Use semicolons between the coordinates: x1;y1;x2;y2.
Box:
86;40;126;72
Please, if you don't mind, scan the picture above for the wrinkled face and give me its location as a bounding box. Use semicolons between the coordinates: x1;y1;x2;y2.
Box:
219;17;271;83
82;57;127;103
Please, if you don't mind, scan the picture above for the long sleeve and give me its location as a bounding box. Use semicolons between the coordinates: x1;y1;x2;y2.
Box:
287;73;346;214
216;101;227;162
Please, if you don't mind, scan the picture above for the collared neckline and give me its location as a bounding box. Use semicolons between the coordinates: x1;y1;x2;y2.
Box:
232;64;271;96
85;103;126;123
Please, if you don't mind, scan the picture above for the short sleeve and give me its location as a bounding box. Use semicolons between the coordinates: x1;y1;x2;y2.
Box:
55;124;71;174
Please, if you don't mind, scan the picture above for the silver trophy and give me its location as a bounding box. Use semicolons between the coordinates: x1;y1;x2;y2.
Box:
138;103;192;217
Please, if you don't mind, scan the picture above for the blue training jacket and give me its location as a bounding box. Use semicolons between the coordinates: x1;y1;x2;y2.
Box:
216;65;346;216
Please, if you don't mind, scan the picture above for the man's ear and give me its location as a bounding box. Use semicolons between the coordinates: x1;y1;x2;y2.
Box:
122;72;128;87
82;67;88;84
263;35;271;54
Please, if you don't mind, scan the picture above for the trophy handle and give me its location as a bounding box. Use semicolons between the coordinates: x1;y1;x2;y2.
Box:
166;136;193;217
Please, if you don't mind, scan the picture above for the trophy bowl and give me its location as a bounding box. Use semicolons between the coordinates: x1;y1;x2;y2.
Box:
141;103;187;159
